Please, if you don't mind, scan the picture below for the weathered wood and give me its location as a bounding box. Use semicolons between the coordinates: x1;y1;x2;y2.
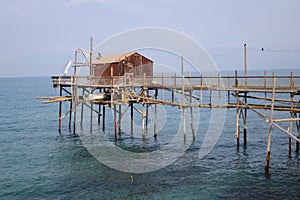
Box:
130;102;134;135
265;76;276;173
58;86;62;133
42;67;300;173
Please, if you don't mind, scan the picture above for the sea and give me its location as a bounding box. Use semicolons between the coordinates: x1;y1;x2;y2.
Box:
1;71;300;199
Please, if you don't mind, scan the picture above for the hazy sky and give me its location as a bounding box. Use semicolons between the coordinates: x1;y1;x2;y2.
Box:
1;0;300;77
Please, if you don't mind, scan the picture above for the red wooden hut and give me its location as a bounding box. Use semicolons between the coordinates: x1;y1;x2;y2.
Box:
93;52;153;77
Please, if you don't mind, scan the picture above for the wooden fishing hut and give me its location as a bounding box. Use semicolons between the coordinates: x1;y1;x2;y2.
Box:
37;38;300;173
93;52;153;77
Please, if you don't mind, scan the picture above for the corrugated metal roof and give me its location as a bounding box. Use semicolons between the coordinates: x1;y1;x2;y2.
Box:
94;52;137;64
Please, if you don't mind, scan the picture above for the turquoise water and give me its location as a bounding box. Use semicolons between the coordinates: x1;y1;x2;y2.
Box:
1;76;300;199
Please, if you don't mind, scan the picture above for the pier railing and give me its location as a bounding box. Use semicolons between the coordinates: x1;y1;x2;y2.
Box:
51;74;300;91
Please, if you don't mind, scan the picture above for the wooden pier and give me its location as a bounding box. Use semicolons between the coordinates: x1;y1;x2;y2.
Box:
37;43;300;172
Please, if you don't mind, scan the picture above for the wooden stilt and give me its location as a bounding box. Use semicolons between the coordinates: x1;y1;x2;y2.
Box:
289;93;294;155
102;103;105;131
118;104;121;135
188;72;195;139
244;93;248;146
114;104;117;138
130;102;134;135
69;97;72;132
296;113;300;153
181;56;186;142
58;86;62;133
98;89;101;125
200;75;203;106
265;118;273;173
73;85;77;135
90;90;93;133
80;89;84;129
142;103;145;138
162;73;164;101
183;107;186;142
145;89;149;129
190;90;195;139
73;52;77;135
172;74;175;104
236;91;240;149
265;75;276;173
154;89;158;139
209;74;212;107
98;103;101;125
145;104;149;128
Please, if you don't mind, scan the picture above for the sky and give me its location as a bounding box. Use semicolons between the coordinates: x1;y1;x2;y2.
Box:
1;0;300;77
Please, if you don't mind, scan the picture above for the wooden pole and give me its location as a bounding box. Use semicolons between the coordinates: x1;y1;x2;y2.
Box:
142;103;145;138
69;91;72;132
289;93;294;155
58;86;62;133
188;72;195;139
227;72;230;104
73;50;77;135
118;104;121;135
181;56;186;141
89;36;93;77
181;57;184;105
265;75;276;173
111;67;116;138
154;89;158;139
200;74;203;106
236;92;240;149
90;89;93;133
209;74;212;107
244;93;248;146
172;73;175;103
190;90;195;139
162;73;164;101
183;107;186;142
244;43;248;86
102;103;105;131
98;89;101;125
130;102;134;135
80;89;84;129
114;104;117;138
297;112;300;153
98;104;101;125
